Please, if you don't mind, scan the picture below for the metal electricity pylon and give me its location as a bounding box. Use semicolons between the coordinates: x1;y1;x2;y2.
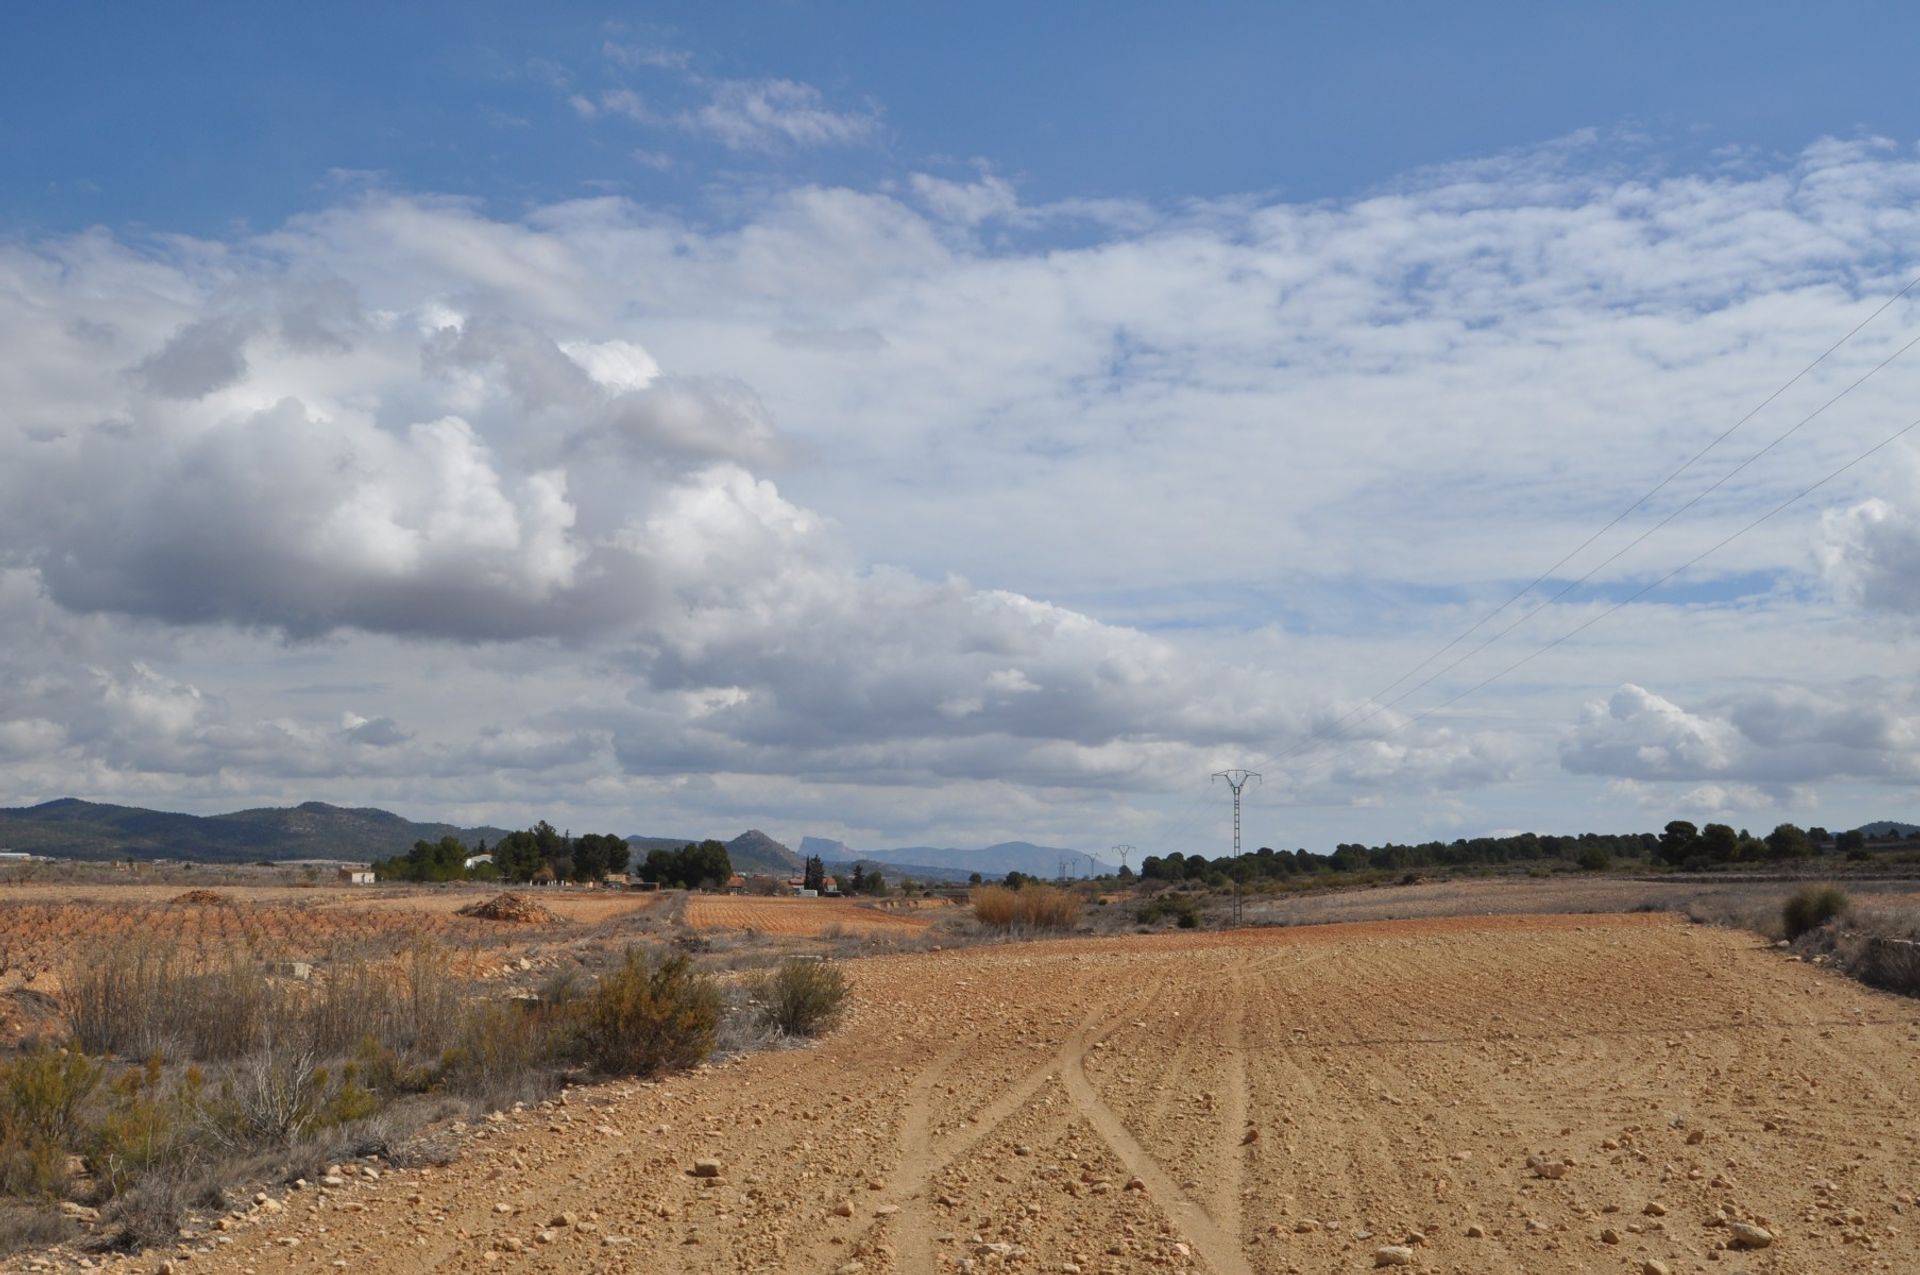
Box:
1210;769;1261;860
1111;844;1134;874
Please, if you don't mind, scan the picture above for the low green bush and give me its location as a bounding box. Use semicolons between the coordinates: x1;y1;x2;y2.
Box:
574;949;721;1077
1136;893;1201;929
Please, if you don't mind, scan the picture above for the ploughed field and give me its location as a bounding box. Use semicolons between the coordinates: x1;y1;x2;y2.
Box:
683;893;940;936
0;883;666;994
81;912;1920;1274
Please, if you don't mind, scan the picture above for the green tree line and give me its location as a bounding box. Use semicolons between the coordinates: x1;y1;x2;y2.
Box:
373;821;630;883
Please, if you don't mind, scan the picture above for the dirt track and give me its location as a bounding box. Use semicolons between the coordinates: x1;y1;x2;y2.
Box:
77;914;1920;1274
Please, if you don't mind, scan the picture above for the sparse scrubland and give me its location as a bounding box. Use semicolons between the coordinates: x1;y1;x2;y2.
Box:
0;895;857;1259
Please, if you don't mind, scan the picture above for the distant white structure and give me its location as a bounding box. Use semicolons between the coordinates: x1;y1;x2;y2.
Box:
464;853;493;869
338;867;375;885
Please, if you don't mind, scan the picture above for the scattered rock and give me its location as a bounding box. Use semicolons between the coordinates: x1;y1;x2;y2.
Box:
1643;1201;1667;1216
1642;1262;1672;1275
1373;1245;1415;1267
1465;1224;1486;1238
692;1158;723;1178
1727;1221;1773;1249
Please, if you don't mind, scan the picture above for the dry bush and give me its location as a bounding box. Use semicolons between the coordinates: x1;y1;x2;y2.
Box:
970;885;1082;933
434;1002;557;1109
750;958;849;1038
63;944;184;1058
400;942;464;1056
0;1203;72;1257
1783;884;1850;941
305;956;401;1059
96;1166;195;1252
64;946;278;1061
574;948;720;1077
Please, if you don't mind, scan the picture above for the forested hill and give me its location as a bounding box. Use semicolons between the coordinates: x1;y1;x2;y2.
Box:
0;798;513;863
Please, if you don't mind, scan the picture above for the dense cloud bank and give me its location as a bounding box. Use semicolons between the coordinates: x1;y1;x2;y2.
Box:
4;136;1920;842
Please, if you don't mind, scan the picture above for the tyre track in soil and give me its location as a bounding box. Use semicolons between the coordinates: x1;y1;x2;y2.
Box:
888;961;1184;1273
1059;1007;1254;1275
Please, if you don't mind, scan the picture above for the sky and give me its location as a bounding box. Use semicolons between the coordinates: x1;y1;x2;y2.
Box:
5;4;1920;856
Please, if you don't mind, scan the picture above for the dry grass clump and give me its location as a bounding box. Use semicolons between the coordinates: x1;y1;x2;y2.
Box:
1782;884;1849;941
456;892;559;924
169;890;229;907
0;1203;72;1255
971;884;1082;933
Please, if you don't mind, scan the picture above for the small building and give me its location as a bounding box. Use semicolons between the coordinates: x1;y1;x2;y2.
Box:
725;873;747;894
338;867;375;885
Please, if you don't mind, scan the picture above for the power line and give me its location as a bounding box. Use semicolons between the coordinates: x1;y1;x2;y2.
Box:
1279;409;1920;785
1273;274;1920;767
1260;324;1920;769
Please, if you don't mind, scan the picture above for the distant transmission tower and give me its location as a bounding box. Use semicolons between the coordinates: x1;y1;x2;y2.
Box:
1211;770;1261;859
1111;844;1134;874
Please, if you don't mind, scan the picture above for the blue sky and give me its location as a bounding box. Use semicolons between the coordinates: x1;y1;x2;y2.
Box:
10;3;1920;236
4;5;1920;854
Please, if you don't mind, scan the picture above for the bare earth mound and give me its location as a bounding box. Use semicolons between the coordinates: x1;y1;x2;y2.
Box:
75;913;1920;1274
170;888;230;906
456;892;560;924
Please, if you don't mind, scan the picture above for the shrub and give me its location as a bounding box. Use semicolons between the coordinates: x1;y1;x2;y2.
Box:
0;1044;103;1198
88;1059;192;1196
752;958;849;1038
0;1204;72;1257
1783;884;1849;940
65;946;278;1061
1576;845;1612;872
1136;893;1202;929
435;1001;556;1108
970;885;1082;933
574;949;720;1077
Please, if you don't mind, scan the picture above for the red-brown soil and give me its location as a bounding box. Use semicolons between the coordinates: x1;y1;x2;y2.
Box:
59;912;1920;1274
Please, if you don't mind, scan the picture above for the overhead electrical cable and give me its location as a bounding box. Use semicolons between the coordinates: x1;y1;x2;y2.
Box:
1276;274;1920;763
1382;410;1920;741
1258;323;1920;768
1279;408;1920;791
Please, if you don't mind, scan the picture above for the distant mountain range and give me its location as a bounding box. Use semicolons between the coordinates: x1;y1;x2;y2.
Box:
799;835;1114;880
7;797;1908;872
0;798;515;863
